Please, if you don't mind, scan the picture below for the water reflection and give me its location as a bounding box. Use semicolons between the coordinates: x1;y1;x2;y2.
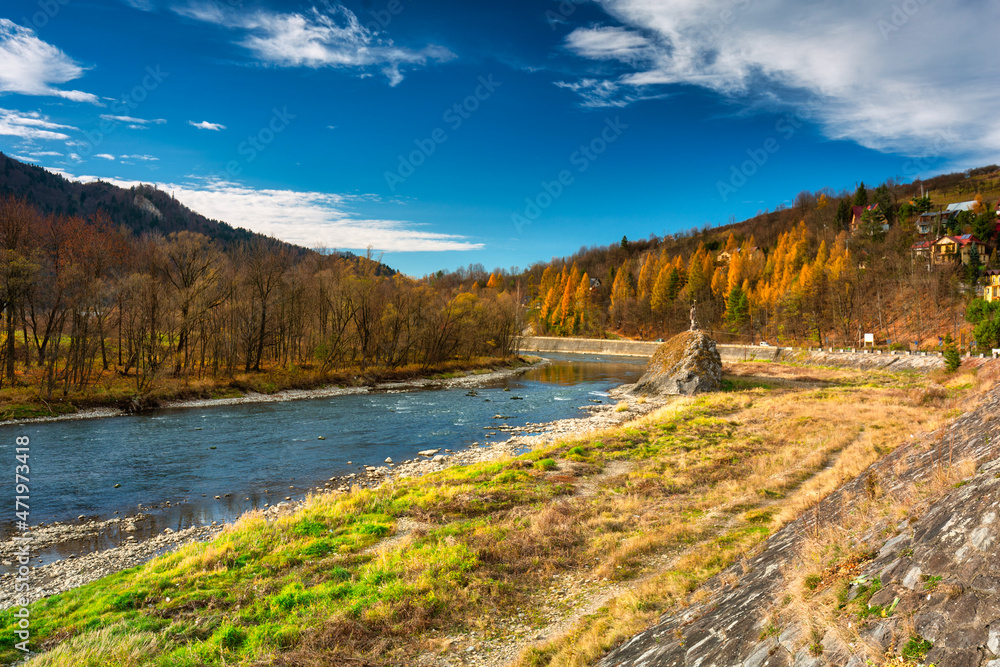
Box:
1;353;645;564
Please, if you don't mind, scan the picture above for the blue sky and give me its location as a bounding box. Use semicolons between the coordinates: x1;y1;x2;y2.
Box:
0;0;996;276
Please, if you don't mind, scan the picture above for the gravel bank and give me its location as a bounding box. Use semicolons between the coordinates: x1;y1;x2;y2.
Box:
0;371;664;610
3;362;541;426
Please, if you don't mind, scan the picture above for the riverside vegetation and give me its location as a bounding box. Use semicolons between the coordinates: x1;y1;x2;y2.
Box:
0;194;522;421
0;360;987;666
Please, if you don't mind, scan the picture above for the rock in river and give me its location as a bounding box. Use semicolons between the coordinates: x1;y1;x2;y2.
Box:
628;329;722;397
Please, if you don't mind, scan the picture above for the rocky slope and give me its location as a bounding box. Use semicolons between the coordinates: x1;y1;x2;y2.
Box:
599;378;1000;666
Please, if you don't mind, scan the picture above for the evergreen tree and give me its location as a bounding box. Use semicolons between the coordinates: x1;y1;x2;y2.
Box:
943;334;961;372
967;243;981;283
725;283;749;331
835;199;852;230
852;182;868;207
872;184;895;225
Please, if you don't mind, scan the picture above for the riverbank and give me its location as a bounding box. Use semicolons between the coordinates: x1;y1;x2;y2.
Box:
1;360;985;666
1;356;540;425
0;380;662;611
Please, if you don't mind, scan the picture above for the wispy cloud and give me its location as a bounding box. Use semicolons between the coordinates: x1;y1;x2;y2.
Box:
159;179;484;252
0;108;77;140
100;114;167;127
564;26;653;64
120;154;159;161
48;170;482;252
95;153;116;160
173;2;455;86
122;0;157;10
561;0;1000;163
0;19;101;104
189;120;226;131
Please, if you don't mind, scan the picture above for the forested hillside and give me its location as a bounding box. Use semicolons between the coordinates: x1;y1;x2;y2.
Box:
0;152;394;274
488;166;1000;351
0;193;521;418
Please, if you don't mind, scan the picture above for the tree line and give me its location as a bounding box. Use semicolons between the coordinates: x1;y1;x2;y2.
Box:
0;195;522;400
519;176;1000;349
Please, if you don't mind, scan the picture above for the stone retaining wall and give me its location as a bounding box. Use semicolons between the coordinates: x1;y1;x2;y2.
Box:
520;337;948;371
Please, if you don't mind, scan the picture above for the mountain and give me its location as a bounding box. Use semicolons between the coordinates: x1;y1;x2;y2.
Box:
0;152;396;274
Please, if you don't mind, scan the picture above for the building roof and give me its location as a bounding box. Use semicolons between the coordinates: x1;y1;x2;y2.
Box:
955;234;984;246
934;234;984;247
911;240;932;250
945;200;978;213
851;203;879;220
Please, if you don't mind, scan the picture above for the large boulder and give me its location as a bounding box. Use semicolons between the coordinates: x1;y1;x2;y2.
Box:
628;330;722;396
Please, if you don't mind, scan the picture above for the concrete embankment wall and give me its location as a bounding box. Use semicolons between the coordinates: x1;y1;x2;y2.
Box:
519;336;661;358
520;336;950;372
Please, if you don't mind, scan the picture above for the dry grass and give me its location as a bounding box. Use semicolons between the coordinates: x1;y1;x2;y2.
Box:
3;362;988;667
508;367;982;667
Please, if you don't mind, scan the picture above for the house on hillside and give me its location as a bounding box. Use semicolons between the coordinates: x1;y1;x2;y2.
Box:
916;211;948;236
911;239;933;262
850;204;886;234
716;246;762;265
985;270;1000;303
945;200;978;215
932;234;986;266
589;277;603;291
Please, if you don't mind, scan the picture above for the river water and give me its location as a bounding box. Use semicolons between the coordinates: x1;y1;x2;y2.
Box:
1;354;644;558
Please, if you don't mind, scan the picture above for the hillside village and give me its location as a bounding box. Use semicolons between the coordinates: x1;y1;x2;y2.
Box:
501;166;1000;355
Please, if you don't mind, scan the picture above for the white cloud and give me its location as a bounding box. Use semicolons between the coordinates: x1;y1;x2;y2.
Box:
29;150;63;157
120;154;159;161
564;26;652;63
0;108;76;140
174;2;455;86
562;0;1000;164
189;120;226;131
0;19;100;104
122;0;156;10
100;114;167;126
48;171;482;252
95;153;116;160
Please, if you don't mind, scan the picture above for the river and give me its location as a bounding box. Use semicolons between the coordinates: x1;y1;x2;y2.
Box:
1;353;645;562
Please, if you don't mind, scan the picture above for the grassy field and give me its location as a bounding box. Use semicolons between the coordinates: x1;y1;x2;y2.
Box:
0;356;529;422
0;362;985;666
